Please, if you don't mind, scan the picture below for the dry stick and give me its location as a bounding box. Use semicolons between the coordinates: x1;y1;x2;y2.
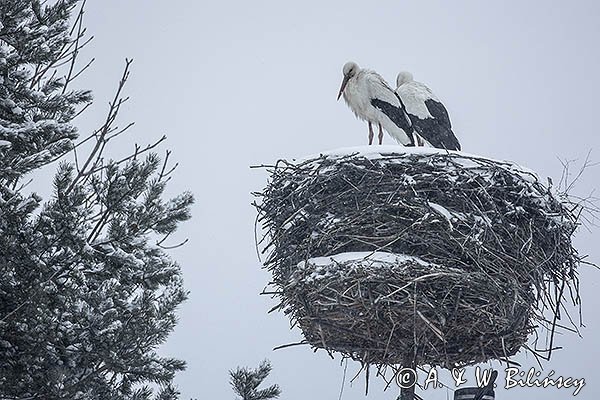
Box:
545;279;567;361
67;59;133;194
365;363;370;395
272;341;308;351
89;136;167;178
29;2;90;90
156;238;189;250
62;0;87;94
338;359;348;400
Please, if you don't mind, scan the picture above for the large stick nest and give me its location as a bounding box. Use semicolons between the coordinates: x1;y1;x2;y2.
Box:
253;147;582;368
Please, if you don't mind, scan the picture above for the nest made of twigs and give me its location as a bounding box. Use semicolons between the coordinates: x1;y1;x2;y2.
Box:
253;146;582;368
289;252;533;367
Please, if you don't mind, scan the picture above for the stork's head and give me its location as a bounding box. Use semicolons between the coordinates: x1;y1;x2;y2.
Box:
337;61;359;100
396;71;414;88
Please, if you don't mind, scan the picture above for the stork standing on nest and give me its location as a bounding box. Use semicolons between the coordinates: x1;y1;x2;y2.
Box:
395;71;461;151
337;61;417;146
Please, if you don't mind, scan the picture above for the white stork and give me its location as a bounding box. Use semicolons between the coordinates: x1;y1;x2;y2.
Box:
337;61;416;146
395;71;461;151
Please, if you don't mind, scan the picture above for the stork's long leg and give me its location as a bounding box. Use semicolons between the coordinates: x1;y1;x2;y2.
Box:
378;124;383;145
368;121;374;145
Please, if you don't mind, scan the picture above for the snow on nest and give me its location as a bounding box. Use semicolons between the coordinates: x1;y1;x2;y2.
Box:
299;251;432;268
296;252;436;283
293;145;539;181
298;145;455;161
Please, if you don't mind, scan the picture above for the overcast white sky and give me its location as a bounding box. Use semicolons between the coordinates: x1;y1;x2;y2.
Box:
54;1;600;398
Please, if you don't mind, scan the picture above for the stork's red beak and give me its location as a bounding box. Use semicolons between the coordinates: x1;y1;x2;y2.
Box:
337;74;350;101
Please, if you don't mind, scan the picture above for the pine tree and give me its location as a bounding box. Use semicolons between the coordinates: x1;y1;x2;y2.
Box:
229;360;281;400
0;1;193;398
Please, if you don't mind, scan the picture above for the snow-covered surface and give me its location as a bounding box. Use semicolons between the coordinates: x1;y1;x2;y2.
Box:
428;201;456;229
0;140;11;148
293;145;539;181
297;144;452;161
295;252;436;284
298;251;431;269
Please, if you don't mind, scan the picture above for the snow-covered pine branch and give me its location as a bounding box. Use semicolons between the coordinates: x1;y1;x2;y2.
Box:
0;1;193;398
